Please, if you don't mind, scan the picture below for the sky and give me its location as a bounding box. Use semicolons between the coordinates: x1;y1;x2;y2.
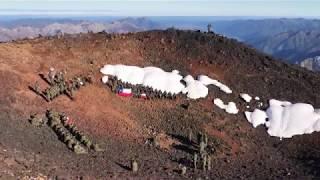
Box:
0;0;319;17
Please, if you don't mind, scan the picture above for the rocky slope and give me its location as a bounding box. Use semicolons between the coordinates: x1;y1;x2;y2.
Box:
0;30;320;179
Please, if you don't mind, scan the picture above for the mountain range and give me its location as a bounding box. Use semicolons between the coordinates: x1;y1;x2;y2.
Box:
211;19;320;64
247;30;320;63
0;17;320;69
0;17;158;42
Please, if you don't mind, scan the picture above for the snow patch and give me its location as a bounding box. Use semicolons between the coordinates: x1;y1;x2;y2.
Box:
182;75;208;99
245;99;320;138
214;98;226;109
100;64;227;99
214;98;239;114
100;64;145;85
245;109;267;127
240;93;252;103
100;64;185;95
172;70;180;74
102;76;109;84
258;102;263;108
198;75;232;94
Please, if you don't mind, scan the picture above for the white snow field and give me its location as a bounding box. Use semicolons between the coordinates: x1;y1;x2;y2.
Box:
100;64;232;99
214;98;239;114
245;99;320;138
100;64;185;95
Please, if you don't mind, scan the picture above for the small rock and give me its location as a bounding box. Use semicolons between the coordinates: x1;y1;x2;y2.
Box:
181;166;187;175
160;38;165;44
132;160;138;173
92;144;104;152
29;114;45;127
4;157;17;166
73;144;88;154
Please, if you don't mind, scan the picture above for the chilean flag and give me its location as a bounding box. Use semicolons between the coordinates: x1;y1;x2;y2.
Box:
117;88;133;97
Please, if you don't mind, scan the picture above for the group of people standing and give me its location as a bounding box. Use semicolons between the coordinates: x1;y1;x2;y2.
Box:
106;76;179;100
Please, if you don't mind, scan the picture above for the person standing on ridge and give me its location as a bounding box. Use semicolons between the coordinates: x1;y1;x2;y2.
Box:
207;24;212;33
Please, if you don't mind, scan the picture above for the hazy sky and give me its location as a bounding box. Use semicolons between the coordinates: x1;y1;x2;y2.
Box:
0;0;319;17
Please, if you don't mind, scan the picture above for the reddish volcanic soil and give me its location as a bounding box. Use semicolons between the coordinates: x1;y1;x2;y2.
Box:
0;30;320;179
